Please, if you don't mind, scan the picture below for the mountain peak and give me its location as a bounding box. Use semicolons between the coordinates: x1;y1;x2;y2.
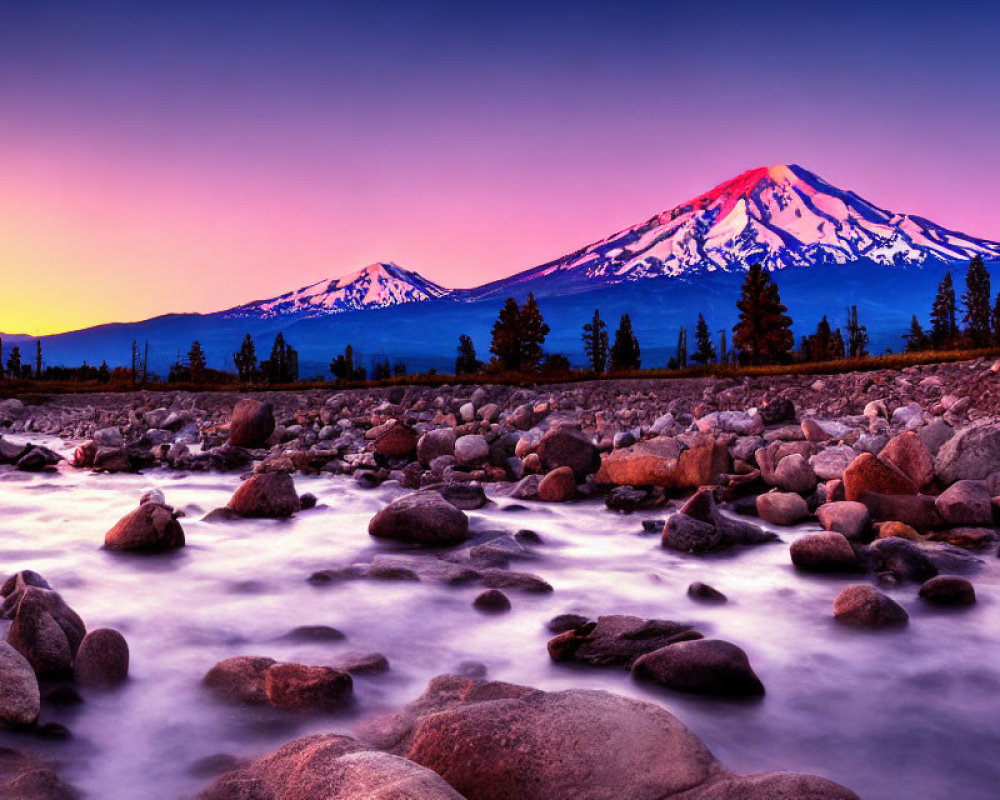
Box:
223;261;450;320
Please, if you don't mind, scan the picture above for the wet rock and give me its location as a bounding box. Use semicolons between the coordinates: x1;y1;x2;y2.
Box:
816;501;870;540
204;656;276;706
299;493;318;510
879;432;934;490
198;734;464;800
772;453;817;493
438;482;487;510
454;434;489;466
0;641;40;727
928;526;997;549
632;638;765;696
417;428;457;466
0;749;78;800
662;513;721;553
876;521;922;541
229;399;275;448
536;428;600;481
870;537;938;582
755;492;809;526
546;613;590;633
6;587;86;680
368;492;469;546
479;569;552;593
473;589;511;613
332;652;390;675
859;492;942;531
935;480;993;526
935;421;1000;483
537;466;576;502
374;423;418;460
227;472;300;518
918;575;976;606
678;772;860;800
509;474;542;500
264;663;352;711
663;489;775;553
547;615;700;667
74;628;129;687
104;502;185;552
279;625;346;643
789;532;858;572
599;435;729;489
843;453;917;502
809;445;856;481
833;584;908;627
687;582;727;603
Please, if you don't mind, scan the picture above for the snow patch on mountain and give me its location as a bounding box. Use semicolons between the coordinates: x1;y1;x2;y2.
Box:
224;262;451;319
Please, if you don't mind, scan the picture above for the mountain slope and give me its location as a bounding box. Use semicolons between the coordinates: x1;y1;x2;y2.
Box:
468;164;1000;297
223;262;451;320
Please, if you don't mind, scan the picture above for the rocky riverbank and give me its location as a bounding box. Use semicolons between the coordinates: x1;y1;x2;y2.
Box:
1;357;1000;797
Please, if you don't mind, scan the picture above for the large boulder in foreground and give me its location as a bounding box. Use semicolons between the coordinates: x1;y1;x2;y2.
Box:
0;749;78;800
935;421;1000;483
5;587;86;679
358;674;855;800
227;472;300;518
632;638;765;696
536;428;600;481
74;628;130;687
0;641;40;727
597;435;729;489
104;502;185;552
229;398;275;448
369;492;469;546
198;733;464;800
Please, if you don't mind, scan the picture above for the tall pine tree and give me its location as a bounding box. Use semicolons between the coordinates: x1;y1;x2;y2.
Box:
962;256;991;347
691;313;716;365
609;314;641;370
490;298;523;370
188;341;207;382
581;308;609;372
519;293;549;371
233;334;257;382
732;264;794;365
846;305;869;358
455;334;481;374
930;271;957;348
904;315;929;352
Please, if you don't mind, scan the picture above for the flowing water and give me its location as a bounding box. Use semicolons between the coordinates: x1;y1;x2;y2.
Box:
1;436;998;799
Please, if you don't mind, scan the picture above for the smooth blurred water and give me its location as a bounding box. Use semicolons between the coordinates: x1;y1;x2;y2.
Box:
0;436;998;799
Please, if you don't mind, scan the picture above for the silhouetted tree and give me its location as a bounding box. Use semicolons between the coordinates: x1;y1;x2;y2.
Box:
490;298;523;370
582;308;609;373
831;328;846;360
393;361;407;377
993;294;1000;345
233;334;257;382
540;353;571;376
263;333;298;383
691;313;716;365
904;315;930;352
6;346;21;378
330;344;365;382
98;360;109;382
963;256;991;347
733;264;794;365
846;305;869;359
675;326;688;368
609;313;641;370
455;334;482;375
930;271;957;348
519;293;549;371
188;341;207;383
371;355;392;381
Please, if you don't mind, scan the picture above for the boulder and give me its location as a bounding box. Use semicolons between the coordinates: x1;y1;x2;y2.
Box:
859;492;942;531
536;428;600;481
934;480;993;526
438;483;487;510
809;446;857;481
801;419;829;443
918;575;976;606
0;641;40;727
759;397;796;425
417;429;457;466
547;615;700;667
675;772;859;799
928;526;997;549
104;502;185;552
368;492;469;546
473;589;511;613
198;734;464;800
632;638;765;696
789;532;857;572
6;587;86;679
833;584;908;627
879;433;934;490
663;489;775;553
662;514;721;553
598;436;728;489
74;628;129;687
454;435;490;466
537;466;576;502
876;521;922;541
772;454;817;493
229;399;275;448
755;492;809;526
227;472;300;518
935;421;1000;483
204;656;276;706
816;501;869;540
0;749;77;800
870;537;938;582
842;453;917;502
687;582;727;603
264;663;353;711
374;423;418;460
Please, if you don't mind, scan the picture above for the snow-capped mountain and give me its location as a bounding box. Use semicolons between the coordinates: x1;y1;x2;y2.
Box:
224;262;451;319
477;164;1000;292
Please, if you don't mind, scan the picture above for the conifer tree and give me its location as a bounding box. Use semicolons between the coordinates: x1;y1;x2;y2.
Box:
6;345;21;378
455;334;481;375
962;255;991;347
490;297;523;370
846;305;869;359
35;340;42;379
732;264;794;365
675;326;688;368
609;313;641;370
806;316;833;361
519;293;549;371
930;271;957;348
188;341;207;382
993;294;1000;345
581;308;609;373
904;315;930;352
831;328;846;360
233;334;257;382
691;313;716;365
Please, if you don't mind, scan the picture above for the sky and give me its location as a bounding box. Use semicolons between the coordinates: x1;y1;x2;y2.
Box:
2;0;1000;334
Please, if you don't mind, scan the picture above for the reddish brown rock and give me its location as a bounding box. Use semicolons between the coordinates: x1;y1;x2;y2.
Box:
374;423;419;460
879;432;934;490
789;532;857;572
264;663;352;711
74;628;129;687
842;453;917;502
833;584;908;627
632;638;765;696
227;472;300;518
104;502;185;552
229;398;275;448
537;466;576;502
536;428;600;481
368;492;469;546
